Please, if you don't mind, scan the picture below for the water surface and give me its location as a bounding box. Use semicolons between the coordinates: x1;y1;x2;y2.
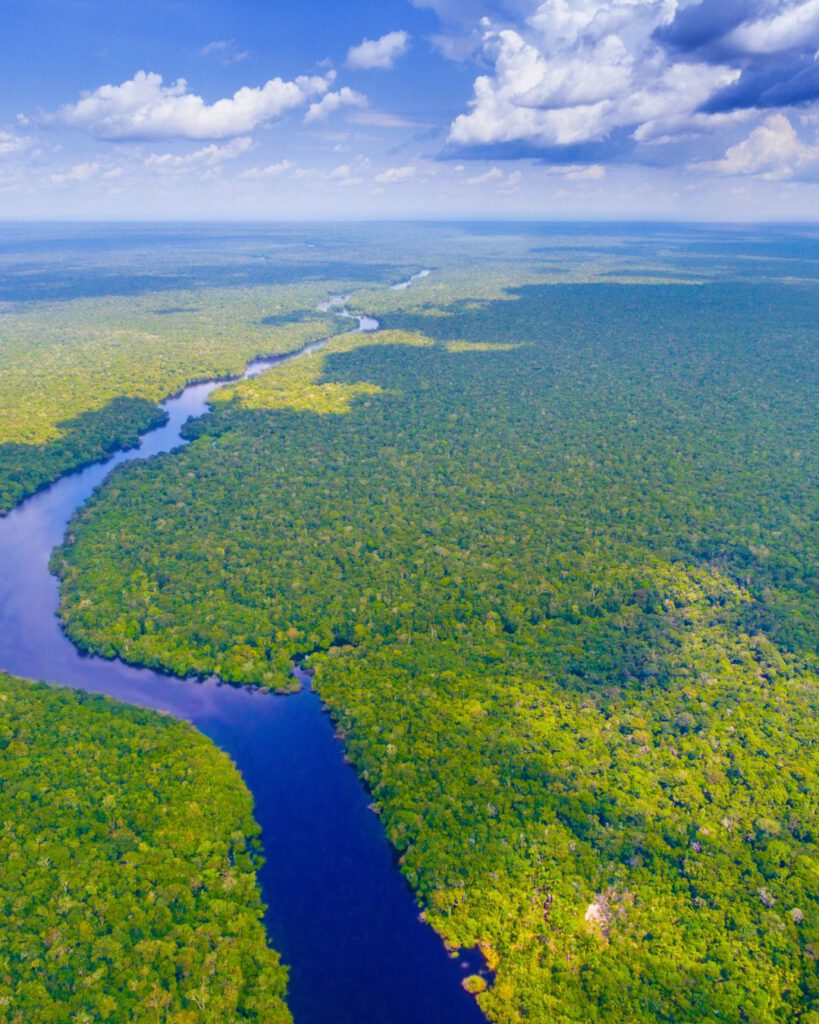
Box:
0;319;487;1024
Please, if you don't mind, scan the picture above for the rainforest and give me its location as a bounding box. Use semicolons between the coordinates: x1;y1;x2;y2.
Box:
0;222;816;1024
0;673;290;1023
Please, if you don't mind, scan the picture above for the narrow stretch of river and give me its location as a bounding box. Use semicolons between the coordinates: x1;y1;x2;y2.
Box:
0;311;487;1024
392;270;432;291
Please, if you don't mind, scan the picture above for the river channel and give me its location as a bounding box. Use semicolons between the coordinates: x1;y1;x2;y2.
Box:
0;300;487;1024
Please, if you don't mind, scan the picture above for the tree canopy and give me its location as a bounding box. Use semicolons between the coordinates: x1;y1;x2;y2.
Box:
54;276;818;1022
0;674;291;1024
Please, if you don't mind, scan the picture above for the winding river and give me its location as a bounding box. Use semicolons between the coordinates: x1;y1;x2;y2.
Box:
0;298;487;1023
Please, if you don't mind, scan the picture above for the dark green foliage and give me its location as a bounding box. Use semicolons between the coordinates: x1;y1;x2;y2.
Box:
55;279;818;1022
0;397;166;515
0;673;291;1024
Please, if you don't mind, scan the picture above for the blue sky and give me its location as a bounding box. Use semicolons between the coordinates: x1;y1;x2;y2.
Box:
1;0;818;219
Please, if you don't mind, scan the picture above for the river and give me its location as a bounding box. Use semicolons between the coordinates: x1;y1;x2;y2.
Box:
0;304;487;1024
392;270;432;291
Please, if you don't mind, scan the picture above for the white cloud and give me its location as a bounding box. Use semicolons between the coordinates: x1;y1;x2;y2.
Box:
346;30;410;70
499;168;523;190
449;8;741;150
374;164;418;183
145;136;254;169
0;131;31;156
466;166;503;184
242;159;295;179
200;40;250;64
49;70;332;140
548;163;606;180
305;87;368;123
464;166;527;188
633;108;756;145
323;158;369;187
694;114;819;180
46;137;257;186
50;161;103;185
329;163;354;178
725;0;819;55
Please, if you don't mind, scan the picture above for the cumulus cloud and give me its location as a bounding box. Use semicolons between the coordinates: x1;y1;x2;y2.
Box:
305;87;368;123
694;113;819;179
347;31;410;70
725;0;819;55
48;70;332;140
437;0;819;168
449;5;741;152
656;0;819;115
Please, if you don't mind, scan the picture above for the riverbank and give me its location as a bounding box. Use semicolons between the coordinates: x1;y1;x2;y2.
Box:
0;292;487;1024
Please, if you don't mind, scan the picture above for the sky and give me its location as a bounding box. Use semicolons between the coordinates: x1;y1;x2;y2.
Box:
1;0;818;220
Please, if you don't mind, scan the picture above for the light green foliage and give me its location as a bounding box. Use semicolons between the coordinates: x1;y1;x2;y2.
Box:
445;341;524;352
55;276;818;1021
0;673;291;1024
0;284;354;512
213;329;434;415
0;285;349;446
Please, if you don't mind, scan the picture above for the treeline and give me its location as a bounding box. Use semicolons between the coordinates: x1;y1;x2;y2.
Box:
55;278;818;1022
0;397;165;514
0;282;352;511
0;673;291;1023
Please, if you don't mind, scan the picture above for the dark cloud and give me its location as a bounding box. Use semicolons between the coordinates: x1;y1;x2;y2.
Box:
655;0;752;54
440;129;636;164
657;1;819;118
703;55;819;112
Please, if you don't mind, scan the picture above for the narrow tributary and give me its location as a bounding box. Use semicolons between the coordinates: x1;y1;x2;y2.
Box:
0;300;488;1023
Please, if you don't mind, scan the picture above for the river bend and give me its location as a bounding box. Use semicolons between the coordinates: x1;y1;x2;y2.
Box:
0;304;486;1024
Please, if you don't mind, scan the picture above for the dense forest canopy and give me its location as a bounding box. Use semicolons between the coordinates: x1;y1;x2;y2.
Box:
6;220;805;514
54;261;818;1023
0;673;291;1023
0;286;351;513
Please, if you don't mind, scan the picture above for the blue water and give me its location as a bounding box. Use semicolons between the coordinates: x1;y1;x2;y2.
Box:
0;318;487;1024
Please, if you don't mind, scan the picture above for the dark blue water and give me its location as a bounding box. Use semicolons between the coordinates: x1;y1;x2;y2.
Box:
0;318;486;1024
